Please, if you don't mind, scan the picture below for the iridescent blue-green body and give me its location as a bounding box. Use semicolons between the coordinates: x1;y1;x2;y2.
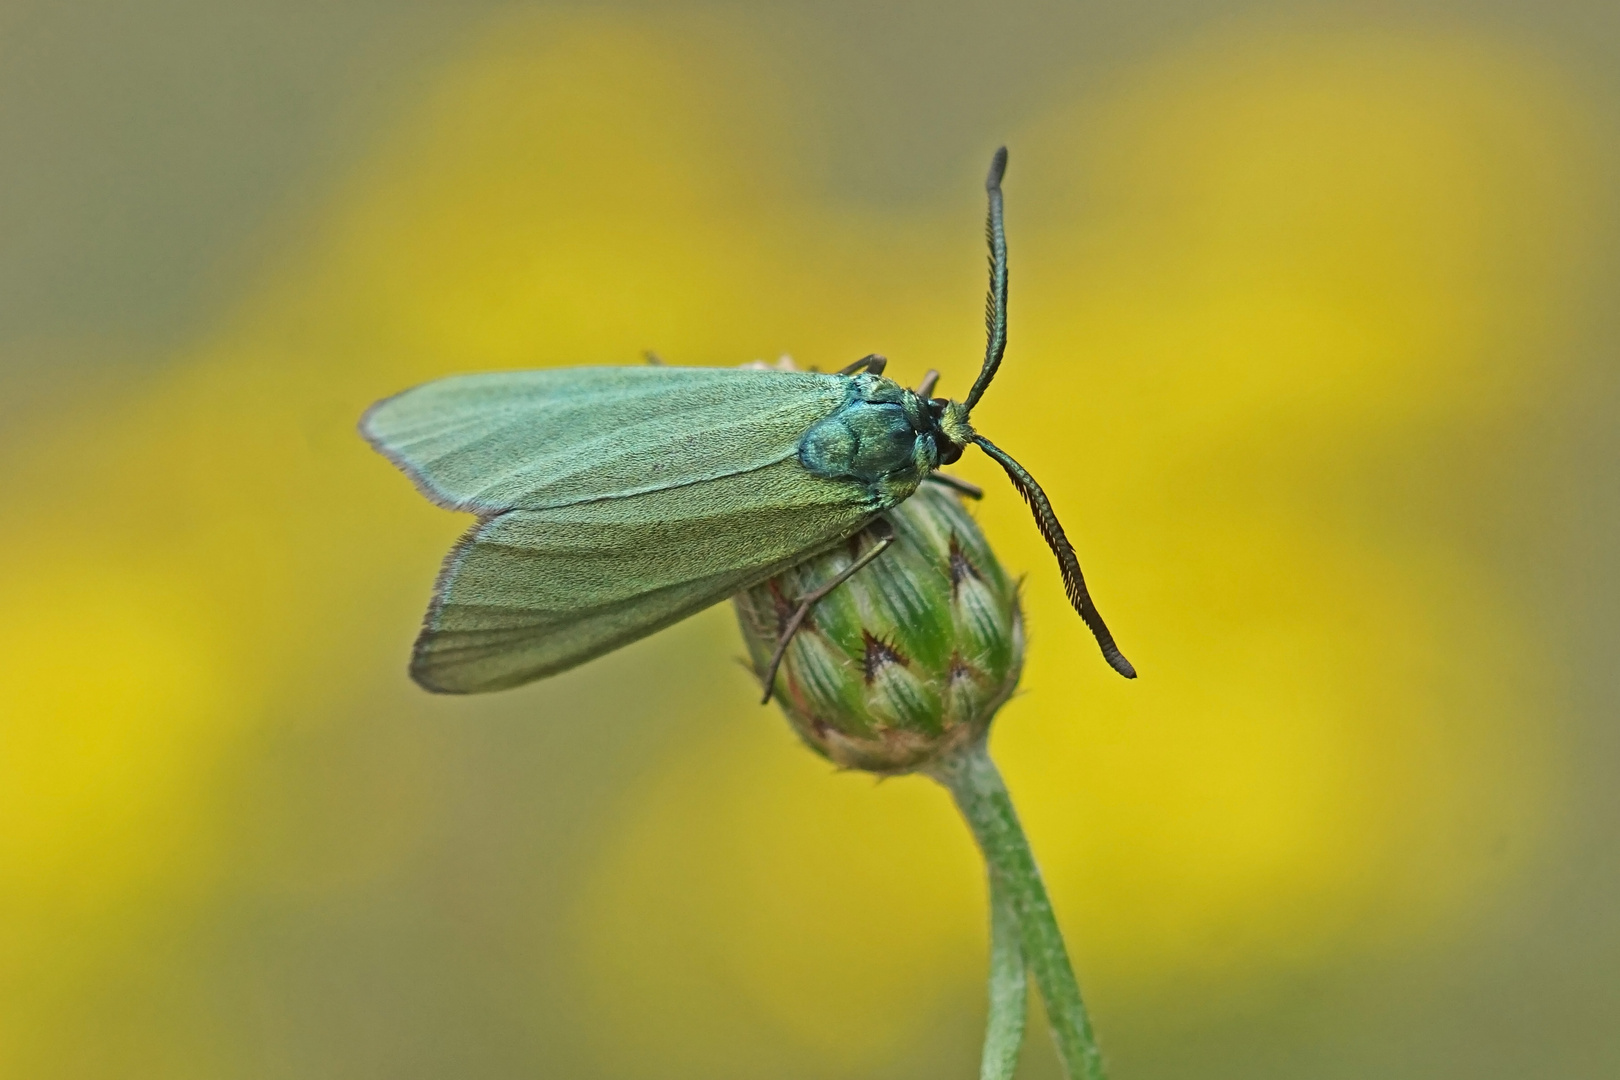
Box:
361;365;950;693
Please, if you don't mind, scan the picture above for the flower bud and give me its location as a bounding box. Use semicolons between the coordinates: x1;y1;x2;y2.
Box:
734;483;1024;774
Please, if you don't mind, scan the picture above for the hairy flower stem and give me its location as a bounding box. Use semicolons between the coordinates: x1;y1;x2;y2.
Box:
930;740;1107;1080
980;876;1029;1080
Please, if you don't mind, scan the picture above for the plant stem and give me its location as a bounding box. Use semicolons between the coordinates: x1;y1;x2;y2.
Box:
929;740;1107;1080
980;873;1029;1080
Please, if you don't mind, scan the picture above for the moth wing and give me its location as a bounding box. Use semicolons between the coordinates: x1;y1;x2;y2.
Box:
411;457;877;693
360;365;848;512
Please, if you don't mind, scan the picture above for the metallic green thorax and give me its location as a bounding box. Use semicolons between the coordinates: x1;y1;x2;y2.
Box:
798;373;943;505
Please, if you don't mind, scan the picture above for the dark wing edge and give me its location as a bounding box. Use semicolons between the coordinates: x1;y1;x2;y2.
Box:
358;390;474;513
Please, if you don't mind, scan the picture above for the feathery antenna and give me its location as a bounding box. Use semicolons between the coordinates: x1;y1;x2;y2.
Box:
973;434;1136;678
964;147;1009;412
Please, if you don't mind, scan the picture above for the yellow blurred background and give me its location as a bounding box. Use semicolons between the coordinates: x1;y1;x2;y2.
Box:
3;3;1617;1077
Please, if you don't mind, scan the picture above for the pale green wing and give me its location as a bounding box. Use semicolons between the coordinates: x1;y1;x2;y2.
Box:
359;365;848;512
413;457;877;693
361;364;886;693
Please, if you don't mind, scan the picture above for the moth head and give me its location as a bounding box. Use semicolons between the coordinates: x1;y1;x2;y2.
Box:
926;397;974;465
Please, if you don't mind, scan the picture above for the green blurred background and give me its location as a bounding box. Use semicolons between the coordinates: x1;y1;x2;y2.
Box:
3;2;1618;1077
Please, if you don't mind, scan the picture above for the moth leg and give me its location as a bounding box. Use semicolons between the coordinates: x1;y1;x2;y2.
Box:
837;353;888;377
926;472;984;500
916;369;941;397
760;519;897;705
643;350;667;365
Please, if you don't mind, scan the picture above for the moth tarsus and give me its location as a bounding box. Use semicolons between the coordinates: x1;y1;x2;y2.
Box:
926;472;984;500
837;353;888;377
760;519;897;704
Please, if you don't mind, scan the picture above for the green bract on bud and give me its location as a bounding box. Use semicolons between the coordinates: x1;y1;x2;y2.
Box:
734;483;1024;774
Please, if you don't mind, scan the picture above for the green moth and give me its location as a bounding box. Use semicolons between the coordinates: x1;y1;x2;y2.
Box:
361;147;1134;695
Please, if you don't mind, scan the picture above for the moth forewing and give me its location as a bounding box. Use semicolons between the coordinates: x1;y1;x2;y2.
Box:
360;365;848;514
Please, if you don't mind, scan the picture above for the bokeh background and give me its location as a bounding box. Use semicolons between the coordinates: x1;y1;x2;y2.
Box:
3;2;1618;1077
